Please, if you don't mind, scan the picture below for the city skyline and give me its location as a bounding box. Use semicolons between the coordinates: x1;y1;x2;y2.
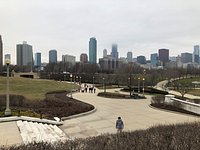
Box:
1;0;200;64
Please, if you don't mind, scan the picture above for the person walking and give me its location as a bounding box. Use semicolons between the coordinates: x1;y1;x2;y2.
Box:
116;117;124;133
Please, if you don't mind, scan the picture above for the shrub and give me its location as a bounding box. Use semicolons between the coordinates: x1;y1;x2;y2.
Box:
2;122;200;150
97;92;127;98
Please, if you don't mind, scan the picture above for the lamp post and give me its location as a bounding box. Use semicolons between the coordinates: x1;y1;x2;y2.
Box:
103;77;105;92
93;76;94;87
128;77;131;97
76;76;78;83
138;77;140;93
142;78;145;95
80;76;81;84
70;74;73;98
4;59;11;116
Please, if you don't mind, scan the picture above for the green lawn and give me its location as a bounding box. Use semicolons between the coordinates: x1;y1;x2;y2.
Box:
0;77;79;101
173;77;200;97
177;77;200;84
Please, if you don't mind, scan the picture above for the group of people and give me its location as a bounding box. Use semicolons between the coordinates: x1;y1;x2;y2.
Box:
80;83;96;93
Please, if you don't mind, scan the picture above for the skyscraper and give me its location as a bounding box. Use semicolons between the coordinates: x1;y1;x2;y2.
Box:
181;52;192;63
62;54;76;71
80;53;88;63
151;53;158;67
111;44;118;59
137;55;146;64
193;45;199;64
158;49;169;66
34;52;41;70
49;49;57;64
89;37;97;64
0;35;3;67
127;51;133;62
16;41;33;66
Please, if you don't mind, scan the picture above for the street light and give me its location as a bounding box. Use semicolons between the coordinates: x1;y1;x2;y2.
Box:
76;76;78;83
138;77;140;93
70;74;73;98
103;77;105;92
74;76;76;84
128;77;131;97
142;78;145;95
93;76;94;87
80;76;82;84
4;58;11;116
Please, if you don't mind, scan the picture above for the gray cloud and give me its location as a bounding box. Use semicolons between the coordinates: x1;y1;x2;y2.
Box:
1;0;200;63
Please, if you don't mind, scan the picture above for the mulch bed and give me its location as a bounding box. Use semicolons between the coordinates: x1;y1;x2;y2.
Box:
0;92;94;119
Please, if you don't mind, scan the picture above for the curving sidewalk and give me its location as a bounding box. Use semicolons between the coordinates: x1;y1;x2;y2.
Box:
155;80;200;99
61;88;200;139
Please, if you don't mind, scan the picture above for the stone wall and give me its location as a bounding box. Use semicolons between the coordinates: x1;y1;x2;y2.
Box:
164;95;200;115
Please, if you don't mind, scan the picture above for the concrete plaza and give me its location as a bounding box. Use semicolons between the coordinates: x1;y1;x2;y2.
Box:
0;88;200;146
61;88;200;139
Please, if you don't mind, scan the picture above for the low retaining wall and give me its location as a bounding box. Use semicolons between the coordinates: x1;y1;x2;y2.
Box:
0;116;63;125
164;95;200;115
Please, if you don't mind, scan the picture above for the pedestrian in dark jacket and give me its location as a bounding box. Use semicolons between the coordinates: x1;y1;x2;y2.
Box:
116;117;124;133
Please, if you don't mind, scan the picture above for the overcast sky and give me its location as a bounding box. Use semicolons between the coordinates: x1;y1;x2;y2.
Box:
1;0;200;64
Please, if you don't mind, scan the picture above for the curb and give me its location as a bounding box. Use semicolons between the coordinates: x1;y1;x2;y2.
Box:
61;107;97;120
0;116;63;125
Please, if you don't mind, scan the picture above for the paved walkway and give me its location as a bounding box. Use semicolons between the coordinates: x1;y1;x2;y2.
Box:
1;88;200;146
155;80;200;99
61;88;200;139
0;122;22;146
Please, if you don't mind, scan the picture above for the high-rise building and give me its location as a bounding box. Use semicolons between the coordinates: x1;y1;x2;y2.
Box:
49;49;57;64
127;51;133;62
0;35;3;67
62;54;76;71
111;44;118;59
16;41;33;66
151;53;158;67
137;55;146;64
34;52;41;70
193;45;199;64
80;53;88;63
158;49;169;66
89;37;97;64
181;52;192;63
103;49;107;58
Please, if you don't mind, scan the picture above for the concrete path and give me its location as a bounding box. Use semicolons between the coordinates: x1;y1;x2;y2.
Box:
155;80;200;99
61;89;200;139
0;122;22;146
0;87;200;146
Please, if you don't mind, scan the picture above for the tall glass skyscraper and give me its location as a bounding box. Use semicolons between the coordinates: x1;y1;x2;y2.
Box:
151;53;158;67
89;37;97;64
193;45;199;64
49;49;57;64
0;35;3;67
16;41;33;66
34;52;41;70
111;44;118;59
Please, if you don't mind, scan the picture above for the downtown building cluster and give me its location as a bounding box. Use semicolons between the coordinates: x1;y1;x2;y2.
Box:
1;35;200;72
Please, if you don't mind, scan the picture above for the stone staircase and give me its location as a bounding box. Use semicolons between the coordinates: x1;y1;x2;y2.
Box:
17;120;67;144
